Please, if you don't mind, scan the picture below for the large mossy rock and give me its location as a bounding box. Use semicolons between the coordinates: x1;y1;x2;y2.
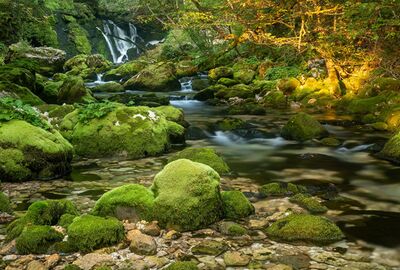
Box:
168;148;230;174
265;214;344;245
0;65;36;89
67;215;124;252
209;67;234;81
0;120;74;182
15;225;63;254
103;60;147;81
60;104;185;158
215;84;255;100
124;62;180;91
0;191;12;213
64;54;112;80
92;184;155;222
7;199;78;240
379;131;400;163
281;113;328;141
221;191;254;219
57;76;95;104
0;81;43;105
151;159;223;231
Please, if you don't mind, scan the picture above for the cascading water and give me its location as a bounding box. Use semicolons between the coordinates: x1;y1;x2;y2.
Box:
97;20;141;64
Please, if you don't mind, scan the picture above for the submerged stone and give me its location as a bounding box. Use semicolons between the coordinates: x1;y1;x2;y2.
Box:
168;148;230;174
281;113;328;141
265;214;344;245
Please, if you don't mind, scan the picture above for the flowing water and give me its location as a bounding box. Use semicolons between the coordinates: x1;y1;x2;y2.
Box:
3;76;400;249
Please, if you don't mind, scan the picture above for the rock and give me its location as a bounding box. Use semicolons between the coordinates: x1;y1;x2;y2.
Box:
92;184;154;222
234;69;256;84
2;255;18;261
209;67;234;81
320;137;341;147
15;225;63;254
223;251;250;266
151;159;224;231
227;102;266;115
57;76;95;104
265;214;344;245
144;256;169;268
91;82;124;93
193;85;224;101
168;148;230;174
73;253;113;270
64;54;111;79
214;117;247;131
371;122;388;131
109;92;170;107
289;194;328;214
45;254;60;268
67;215;124;252
259;182;306;197
191;240;228;256
216;84;255;100
128;229;157;255
218;221;247;236
26;260;47;270
0;120;73;182
221;191;255;219
166;261;199;270
103;60;147;81
281;113;328;141
192;78;210;91
0;81;43;106
124;62;180;91
379;131;400;163
164;230;182;240
278;254;310;269
0;240;16;255
142;221;161;236
268;264;293;270
60;104;184;158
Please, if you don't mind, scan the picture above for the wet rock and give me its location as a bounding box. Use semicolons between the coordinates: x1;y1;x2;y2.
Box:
57;76;95;104
26;260;47;270
192;240;228;256
2;255;18;261
320;137;341;147
142;221;161;236
73;253;113;270
223;251;250;266
218;221;247;236
281;113;328;141
164;230;182;240
277;254;310;269
268;264;293;270
128;230;157;255
45;254;60;269
144;256;169;268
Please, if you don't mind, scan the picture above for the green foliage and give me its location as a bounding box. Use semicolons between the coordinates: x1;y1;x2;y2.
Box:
0;98;49;130
76;101;118;124
221;191;254;219
67;215;124;252
16;225;63;254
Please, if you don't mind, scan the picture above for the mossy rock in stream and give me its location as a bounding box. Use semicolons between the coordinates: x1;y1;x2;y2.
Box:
193;84;227;101
208;67;234;81
151;159;223;231
227;102;266;115
166;262;199;270
15;225;63;254
168;148;230;174
215;84;255;100
233;69;256;84
0;120;74;182
281;113;328;141
60;104;185;158
221;191;254;219
64;54;112;80
214;117;247;131
7;199;79;241
289;193;328;214
67;215;124;252
379;131;400;163
57;76;95;104
109;93;170;107
91;82;124;93
103;60;147;81
259;182;307;197
0;64;36;89
0;191;12;213
265;214;344;245
92;184;155;222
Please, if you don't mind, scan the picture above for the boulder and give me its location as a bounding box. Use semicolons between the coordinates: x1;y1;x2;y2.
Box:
259;182;306;197
128;229;157;255
91;82;124;93
67;215;124;252
214;117;247;131
60;104;185;158
191;239;228;255
57;76;95;104
0;81;43;105
379;131;400;163
124;62;180;91
215;84;254;100
218;221;247;236
281;113;328;141
289;193;328;214
103;60;147;81
151;159;223;231
92;184;155;222
221;191;254;219
209;67;234;81
0;120;73;182
15;225;63;254
265;214;344;245
64;54;111;79
167;148;230;174
224;251;250;266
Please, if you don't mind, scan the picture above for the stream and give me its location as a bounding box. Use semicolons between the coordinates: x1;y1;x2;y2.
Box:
2;75;400;250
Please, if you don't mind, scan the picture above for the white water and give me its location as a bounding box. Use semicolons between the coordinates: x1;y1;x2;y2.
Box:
179;77;193;92
98;20;141;64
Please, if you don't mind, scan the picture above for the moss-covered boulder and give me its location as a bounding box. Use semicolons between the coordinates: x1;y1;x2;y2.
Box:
215;117;247;131
0;120;73;182
379;131;400;163
289;194;328;214
168;148;230;174
57;76;95;104
7;199;78;240
166;262;199;270
92;184;154;222
265;214;344;245
192;78;210;91
233;69;256;84
60;104;184;158
103;60;147;81
154;106;186;127
209;67;234;81
222;191;254;219
263;90;286;108
218;221;247;236
151;159;223;231
218;77;239;87
109;93;170;107
193;85;226;101
37;104;75;126
15;225;63;254
227;102;266;115
124;62;180;91
67;215;124;252
259;182;306;197
0;191;11;213
91;82;124;93
0;81;43;105
281;113;328;141
0;64;36;89
64;54;111;80
215;84;255;100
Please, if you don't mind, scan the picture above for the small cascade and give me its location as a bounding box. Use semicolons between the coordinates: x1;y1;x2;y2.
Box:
179;77;193;92
98;20;141;64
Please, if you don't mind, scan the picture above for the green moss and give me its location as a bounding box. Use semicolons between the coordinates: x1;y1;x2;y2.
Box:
215;117;246;131
168;148;230;174
218;77;239;86
259;182;306;197
64;265;82;270
233;69;256;84
278;78;301;94
193;85;226;101
58;214;77;228
42;80;63;103
64;54;111;79
66;18;92;55
191;240;228;255
154;106;185;125
265;66;302;80
208;67;234;81
15;225;63;254
379;131;400;163
263;90;286;108
289;194;328;214
67;215;124;252
265;214;344;245
320;137;341;147
216;84;254;99
57;76;95;104
103;60;146;81
281;113;328;141
191;78;210;91
92;184;155;221
221;191;254;219
92;82;124;93
0;191;11;213
219;221;247;236
7;199;78;240
227;102;266;115
0;82;43;106
151;159;223;231
166;262;199;270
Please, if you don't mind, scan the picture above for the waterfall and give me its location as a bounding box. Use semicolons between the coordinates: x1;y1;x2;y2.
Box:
98;20;141;64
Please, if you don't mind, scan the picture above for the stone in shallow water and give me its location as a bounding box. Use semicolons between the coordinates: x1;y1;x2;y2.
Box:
223;251;250;266
128;229;157;255
192;240;229;256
